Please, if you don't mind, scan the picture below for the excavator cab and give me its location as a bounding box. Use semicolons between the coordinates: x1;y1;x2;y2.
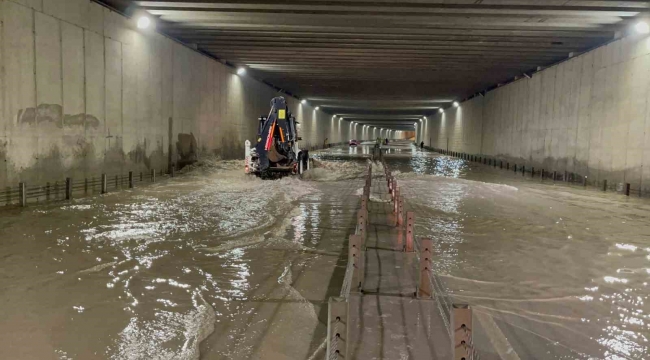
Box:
245;96;309;178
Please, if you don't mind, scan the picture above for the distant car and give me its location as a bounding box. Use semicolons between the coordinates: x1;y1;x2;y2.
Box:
349;139;359;146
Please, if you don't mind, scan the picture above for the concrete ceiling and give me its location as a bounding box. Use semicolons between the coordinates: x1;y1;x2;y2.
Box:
98;0;649;130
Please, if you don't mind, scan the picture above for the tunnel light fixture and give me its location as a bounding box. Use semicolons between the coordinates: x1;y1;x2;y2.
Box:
301;99;307;105
453;101;460;108
236;67;246;76
439;108;444;113
635;21;650;34
137;16;151;29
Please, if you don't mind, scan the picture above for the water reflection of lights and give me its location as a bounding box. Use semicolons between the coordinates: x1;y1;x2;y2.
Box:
615;243;638;252
292;204;308;244
604;276;628;284
405;143;465;177
220;248;250;298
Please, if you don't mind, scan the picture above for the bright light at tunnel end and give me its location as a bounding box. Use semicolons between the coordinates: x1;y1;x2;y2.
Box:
137;16;151;29
636;21;650;34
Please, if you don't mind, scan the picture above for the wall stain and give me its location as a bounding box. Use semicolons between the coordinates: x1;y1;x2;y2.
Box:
219;131;243;160
176;133;198;168
17;104;100;130
36;104;63;126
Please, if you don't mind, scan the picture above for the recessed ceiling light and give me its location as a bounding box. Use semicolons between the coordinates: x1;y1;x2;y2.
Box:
635;21;650;34
137;16;151;29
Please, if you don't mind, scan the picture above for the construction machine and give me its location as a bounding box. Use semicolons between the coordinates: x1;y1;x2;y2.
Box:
245;96;309;178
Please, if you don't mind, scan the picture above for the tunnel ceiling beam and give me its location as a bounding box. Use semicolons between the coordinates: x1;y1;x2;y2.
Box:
99;0;646;128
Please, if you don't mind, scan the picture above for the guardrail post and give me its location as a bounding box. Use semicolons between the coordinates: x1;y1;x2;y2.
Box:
65;178;72;200
522;165;525;176
393;187;399;214
397;196;405;226
151;169;156;182
349;234;364;291
625;183;631;196
129;171;134;188
326;297;349;359
603;179;607;192
405;211;415;252
171;164;175;178
358;209;367;228
19;182;26;207
452;304;474;360
140;172;143;182
531;167;535;177
417;238;433;298
101;174;107;194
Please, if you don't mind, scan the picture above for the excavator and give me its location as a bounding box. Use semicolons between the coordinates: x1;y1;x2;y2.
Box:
245;96;309;179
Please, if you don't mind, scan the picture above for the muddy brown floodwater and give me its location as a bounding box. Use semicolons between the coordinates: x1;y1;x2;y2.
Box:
384;141;650;360
0;157;367;360
1;140;649;359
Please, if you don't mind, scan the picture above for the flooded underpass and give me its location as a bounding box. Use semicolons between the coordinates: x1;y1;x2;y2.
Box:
0;158;367;360
2;140;650;359
381;141;650;359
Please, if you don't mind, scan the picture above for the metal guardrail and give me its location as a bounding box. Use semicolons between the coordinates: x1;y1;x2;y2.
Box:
0;168;173;207
427;145;645;198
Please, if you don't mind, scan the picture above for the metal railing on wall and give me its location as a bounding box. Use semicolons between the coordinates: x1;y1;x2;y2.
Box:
0;167;174;207
1;140;354;208
426;145;645;199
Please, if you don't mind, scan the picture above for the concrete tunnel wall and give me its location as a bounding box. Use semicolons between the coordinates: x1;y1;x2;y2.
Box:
0;0;352;189
421;32;650;193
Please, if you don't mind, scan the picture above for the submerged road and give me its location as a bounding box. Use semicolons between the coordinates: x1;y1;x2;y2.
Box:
1;140;649;359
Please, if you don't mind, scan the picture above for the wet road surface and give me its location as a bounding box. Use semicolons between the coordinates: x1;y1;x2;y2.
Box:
1;140;649;359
